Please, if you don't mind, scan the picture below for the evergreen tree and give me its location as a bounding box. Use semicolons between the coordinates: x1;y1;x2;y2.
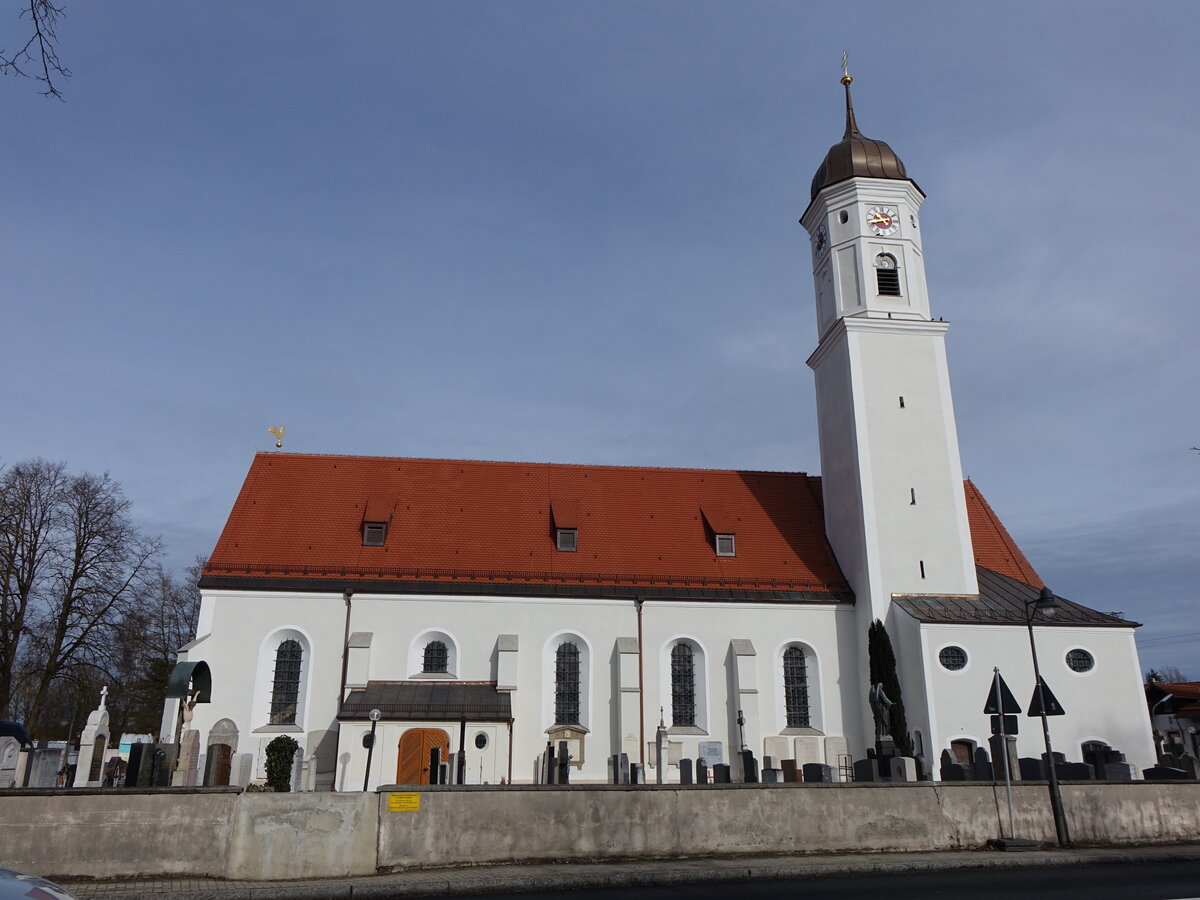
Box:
867;619;913;757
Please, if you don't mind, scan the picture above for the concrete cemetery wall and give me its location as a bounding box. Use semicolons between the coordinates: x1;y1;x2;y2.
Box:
226;791;377;880
2;782;1199;881
0;788;238;878
377;782;1200;869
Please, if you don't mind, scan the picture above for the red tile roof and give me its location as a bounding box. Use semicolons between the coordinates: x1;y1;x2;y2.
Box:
203;453;1042;596
963;479;1043;588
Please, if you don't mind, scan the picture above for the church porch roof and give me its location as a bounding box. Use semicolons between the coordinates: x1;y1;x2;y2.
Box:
893;567;1138;628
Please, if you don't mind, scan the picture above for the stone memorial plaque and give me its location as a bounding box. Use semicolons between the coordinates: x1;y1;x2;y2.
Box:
698;741;723;765
763;736;789;763
794;735;823;767
823;736;847;764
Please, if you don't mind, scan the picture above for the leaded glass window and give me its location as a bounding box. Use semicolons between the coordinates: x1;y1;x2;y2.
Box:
269;639;302;725
783;646;810;728
939;646;968;671
670;643;696;727
423;640;449;673
554;641;581;725
1066;648;1094;672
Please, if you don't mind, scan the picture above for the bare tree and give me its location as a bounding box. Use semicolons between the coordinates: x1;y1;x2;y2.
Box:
0;460;162;733
0;0;69;99
22;470;160;729
0;459;69;719
108;557;203;735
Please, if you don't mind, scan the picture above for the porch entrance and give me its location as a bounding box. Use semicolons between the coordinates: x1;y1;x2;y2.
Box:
397;728;449;785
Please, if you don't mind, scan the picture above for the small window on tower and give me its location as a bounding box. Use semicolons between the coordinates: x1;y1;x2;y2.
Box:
715;534;736;557
556;528;578;552
875;253;901;296
362;522;388;546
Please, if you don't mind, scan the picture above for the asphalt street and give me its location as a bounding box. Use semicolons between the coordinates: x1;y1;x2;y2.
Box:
449;860;1200;900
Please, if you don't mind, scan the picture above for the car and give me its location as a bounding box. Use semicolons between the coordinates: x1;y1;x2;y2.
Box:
0;867;78;899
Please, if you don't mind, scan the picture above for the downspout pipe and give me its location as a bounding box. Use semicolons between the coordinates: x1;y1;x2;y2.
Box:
339;588;353;707
636;596;646;765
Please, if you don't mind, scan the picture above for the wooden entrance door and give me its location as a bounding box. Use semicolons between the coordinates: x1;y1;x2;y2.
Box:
397;729;449;785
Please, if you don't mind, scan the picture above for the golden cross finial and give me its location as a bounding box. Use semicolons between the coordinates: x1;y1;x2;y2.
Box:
841;51;853;86
267;424;286;450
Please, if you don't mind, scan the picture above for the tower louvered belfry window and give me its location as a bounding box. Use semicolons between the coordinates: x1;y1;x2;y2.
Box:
269;639;302;725
554;641;581;725
671;642;696;727
875;253;901;296
783;645;811;728
423;640;449;673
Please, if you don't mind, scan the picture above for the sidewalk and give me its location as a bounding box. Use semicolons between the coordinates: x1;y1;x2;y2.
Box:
58;843;1200;900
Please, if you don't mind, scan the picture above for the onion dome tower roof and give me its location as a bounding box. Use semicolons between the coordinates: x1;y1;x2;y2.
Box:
810;71;915;200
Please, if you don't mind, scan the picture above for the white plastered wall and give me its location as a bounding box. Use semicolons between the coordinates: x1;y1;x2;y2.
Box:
920;621;1156;775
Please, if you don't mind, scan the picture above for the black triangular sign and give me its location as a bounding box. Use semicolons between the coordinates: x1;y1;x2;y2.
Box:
1027;676;1066;717
983;672;1022;715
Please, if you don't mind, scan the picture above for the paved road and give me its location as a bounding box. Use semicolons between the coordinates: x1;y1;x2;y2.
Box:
450;860;1200;900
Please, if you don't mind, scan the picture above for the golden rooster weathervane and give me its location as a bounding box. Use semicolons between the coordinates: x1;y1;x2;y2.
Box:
268;425;286;451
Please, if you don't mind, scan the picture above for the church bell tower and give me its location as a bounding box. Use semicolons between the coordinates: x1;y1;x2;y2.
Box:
802;68;977;626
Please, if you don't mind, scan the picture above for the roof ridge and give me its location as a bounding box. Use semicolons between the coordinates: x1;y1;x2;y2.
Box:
249;451;806;478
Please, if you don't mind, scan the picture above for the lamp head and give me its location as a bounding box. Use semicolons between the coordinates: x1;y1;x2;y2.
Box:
368;708;382;722
1034;587;1060;618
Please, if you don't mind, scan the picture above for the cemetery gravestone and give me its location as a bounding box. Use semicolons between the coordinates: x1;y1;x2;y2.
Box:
679;758;693;785
890;756;918;782
740;749;759;783
854;758;882;782
802;763;833;783
972;747;993;782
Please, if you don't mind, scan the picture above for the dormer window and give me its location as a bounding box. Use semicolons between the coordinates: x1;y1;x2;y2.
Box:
362;522;388;546
715;534;736;557
556;528;578;552
875;253;901;296
551;499;580;552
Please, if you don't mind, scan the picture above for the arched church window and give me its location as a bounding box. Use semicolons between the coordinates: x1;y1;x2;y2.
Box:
670;643;696;727
782;646;811;728
423;640;449;674
269;639;302;725
875;253;901;296
554;641;581;725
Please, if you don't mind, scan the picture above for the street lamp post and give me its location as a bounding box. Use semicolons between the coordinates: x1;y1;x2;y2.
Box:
1026;587;1070;847
362;708;382;792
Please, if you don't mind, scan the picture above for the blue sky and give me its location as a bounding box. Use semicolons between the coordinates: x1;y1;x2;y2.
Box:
3;1;1197;675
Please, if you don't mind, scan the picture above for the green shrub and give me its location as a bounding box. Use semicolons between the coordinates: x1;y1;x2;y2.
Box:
264;735;299;792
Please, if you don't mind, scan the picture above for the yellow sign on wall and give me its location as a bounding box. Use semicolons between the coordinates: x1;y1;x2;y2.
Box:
387;792;421;812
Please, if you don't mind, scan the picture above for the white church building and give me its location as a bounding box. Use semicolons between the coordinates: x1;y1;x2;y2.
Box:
163;76;1156;789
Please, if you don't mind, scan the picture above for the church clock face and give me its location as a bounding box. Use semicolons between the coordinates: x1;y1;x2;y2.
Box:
813;223;828;258
866;206;899;236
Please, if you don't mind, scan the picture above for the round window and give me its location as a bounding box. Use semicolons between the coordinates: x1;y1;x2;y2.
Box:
938;646;968;671
1066;649;1094;672
474;732;488;750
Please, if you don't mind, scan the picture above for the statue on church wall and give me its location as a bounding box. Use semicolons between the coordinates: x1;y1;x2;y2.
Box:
869;682;894;741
